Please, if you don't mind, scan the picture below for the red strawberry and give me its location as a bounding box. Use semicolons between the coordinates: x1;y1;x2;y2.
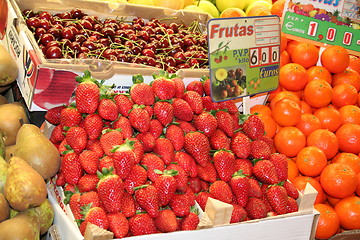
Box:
183;90;203;114
153;137;175;165
194;111;218;137
99;129;124;156
75;71;100;114
114;94;133;117
209;180;233;204
188;176;202;193
80;191;100;208
79;150;100;175
172;98;194;122
112;139;136;179
250;139;272;159
287;196;299;213
62;152;83;185
269;153;288;182
144;105;154;118
120;191;136;218
128;213;157;236
166;164;189;193
155;209;178;233
248;177;262;198
242;114;265;140
218;100;238;114
67;192;82;220
213;149;237;182
197;161;218;183
215;110;235;137
129;75;155;106
283;181;300;199
257;135;274;151
81;205;109;230
81;114;103;140
202;77;211;96
253;159;279;185
174;151;198;177
235;158;253;177
49;124;66;144
86;139;104;158
148;119;164;139
245;197;268;219
98;98;118;121
230;203;248;223
230;170;250;207
55;172;65;186
153;101;174;126
60;106;82;127
65;126;88;154
181;212;200;231
184;131;211;167
127;137;144;164
165;124;185;151
169;193;192;217
124;164;148;194
129;105;151;133
266;185;289;215
98;156;116;174
209;129;230;150
141;153;165;182
136;132;156;152
134;185;160;218
153;169;178;206
177;120;196;133
107;212;129;238
45;105;66;125
152;77;176;100
172;77;185;98
112;116;133;139
231;132;251;159
195;191;211;211
186;80;204;96
77;174;99;193
202;96;220;111
97;168;124;213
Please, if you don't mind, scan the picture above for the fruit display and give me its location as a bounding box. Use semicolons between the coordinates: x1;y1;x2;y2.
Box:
45;70;301;238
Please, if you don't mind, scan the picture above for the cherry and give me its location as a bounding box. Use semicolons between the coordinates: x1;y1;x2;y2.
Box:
61;27;74;41
46;40;61;49
75;34;87;44
47;28;62;40
40;33;56;46
69;41;81;52
46;46;63;59
38;11;53;21
173;51;186;65
59;11;72;19
71;8;86;19
82;41;97;51
26;17;40;30
35;28;47;39
101;27;115;38
79;19;93;30
39;19;51;31
22;9;36;18
142;49;155;58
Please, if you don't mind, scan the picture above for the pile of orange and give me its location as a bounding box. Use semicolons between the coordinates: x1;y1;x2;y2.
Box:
250;33;360;239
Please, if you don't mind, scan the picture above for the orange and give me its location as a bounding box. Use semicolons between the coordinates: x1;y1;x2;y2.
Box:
279;63;308;92
271;0;285;17
267;85;282;102
320;45;350;74
358;92;360;107
332;68;360;91
291;175;326;204
299;100;313;114
220;8;246;18
335;123;360;154
348;55;360;74
307;129;339;159
290;42;319;69
269;90;301;110
320;163;357;199
313;106;342;132
295;113;322;137
271;98;301;127
287;158;299;182
314;203;340;239
331;152;360;174
258;114;277;138
338;105;360;125
280;31;287;53
280;50;290;68
273;126;306;157
356;174;360;196
306;66;332;85
247;5;272;16
331;83;358;108
303;79;333;109
250;104;272;116
285;40;301;56
334;196;360;230
326;194;342;207
296;146;327;177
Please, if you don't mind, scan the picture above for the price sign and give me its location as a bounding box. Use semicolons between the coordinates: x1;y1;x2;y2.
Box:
281;0;360;55
207;16;280;102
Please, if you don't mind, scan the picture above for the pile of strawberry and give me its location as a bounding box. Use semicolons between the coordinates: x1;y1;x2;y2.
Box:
45;70;300;238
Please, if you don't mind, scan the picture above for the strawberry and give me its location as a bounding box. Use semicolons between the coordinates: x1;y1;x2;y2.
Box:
186;80;204;96
144;105;154;118
99;129;124;156
235;158;253;177
141;153;166;180
283;181;300;199
184;131;211;167
202;96;220;111
120;191;136;218
209;129;230;150
129;74;155;106
174;151;198;177
266;185;289;215
153;169;178;206
152;76;176;100
153;137;175;165
257;135;274;151
153;101;174;126
112;116;133;139
114;94;133;117
172;77;185;98
129;105;151;133
172;98;194;122
75;70;100;114
231;112;242;130
67;192;82;220
49;124;66;144
165;124;184;151
155;209;178;233
97;98;119;121
81;114;102;140
269;153;289;182
218;100;238;114
177;120;196;133
213;149;237;182
60;106;82;127
136;132;156;152
241;114;265;140
230;132;251;159
79;150;100;175
77;174;99;193
215;110;235;137
197;161;218;183
81;205;109;230
62;152;83;185
230;170;250;207
209;180;233;204
182;90;203;115
86;139;104;158
128;213;157;236
55;172;65;186
286;196;299;213
148;119;164;139
244;197;268;219
97;168;124;213
45;105;66;125
98;156;116;174
253;159;279;185
169;193;192;217
248;177;262;198
202;77;211;96
250;139;272;159
65;126;88;154
230;203;248;223
188;176;202;193
134;185;160;218
111;139;136;179
194;111;218;137
166;164;189;193
127;137;144;164
195;191;211;211
124;164;148;194
180;212;200;231
107;212;129;238
80;191;100;208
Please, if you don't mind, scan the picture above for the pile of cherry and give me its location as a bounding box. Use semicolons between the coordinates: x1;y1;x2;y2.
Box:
22;8;208;73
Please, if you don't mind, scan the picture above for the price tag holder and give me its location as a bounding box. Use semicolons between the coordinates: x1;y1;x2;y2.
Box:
207;16;280;102
281;0;360;56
